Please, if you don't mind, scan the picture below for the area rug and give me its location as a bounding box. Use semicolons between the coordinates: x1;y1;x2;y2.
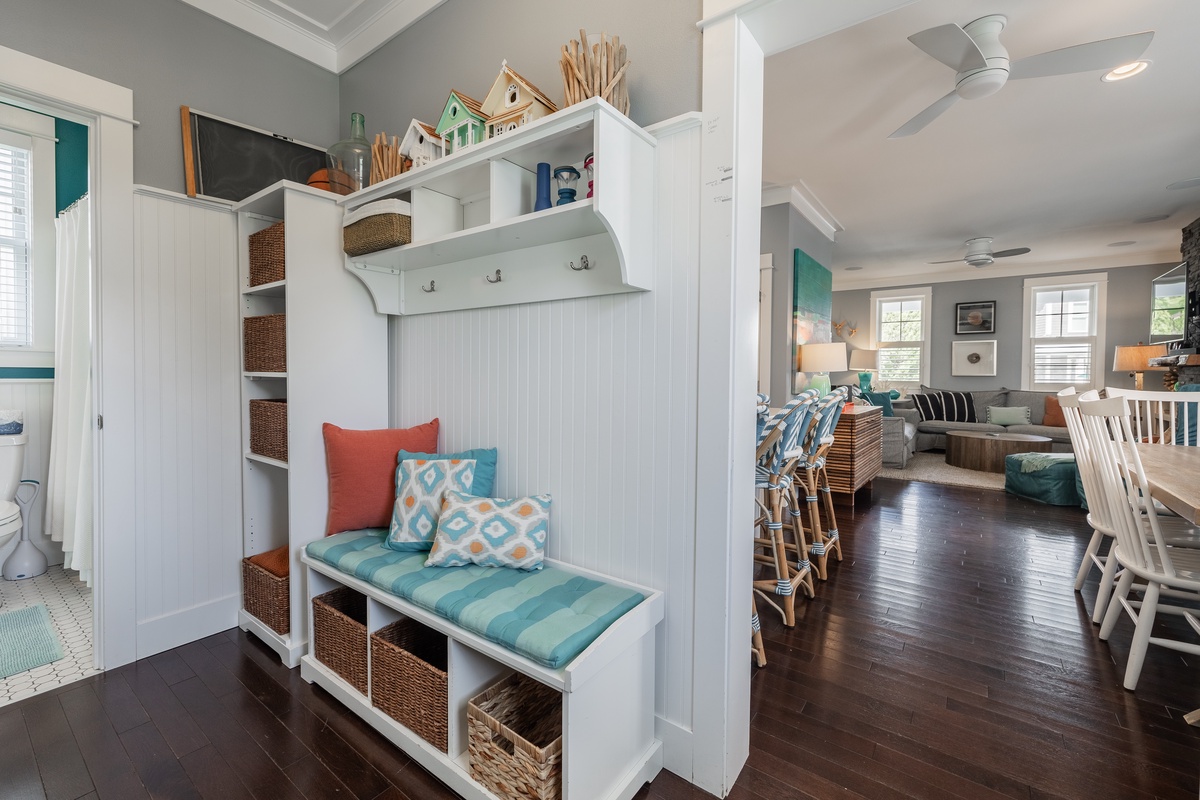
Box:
0;604;64;679
877;452;1006;491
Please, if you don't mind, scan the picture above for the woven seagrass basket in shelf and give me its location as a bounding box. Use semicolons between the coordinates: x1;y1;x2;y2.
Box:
468;672;563;800
370;618;448;752
312;587;368;694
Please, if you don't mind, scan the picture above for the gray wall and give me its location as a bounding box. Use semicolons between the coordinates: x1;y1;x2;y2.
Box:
339;0;702;138
831;263;1173;391
4;0;340;193
760;203;836;401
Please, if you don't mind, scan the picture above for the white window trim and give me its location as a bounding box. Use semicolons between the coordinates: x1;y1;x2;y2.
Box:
0;104;55;367
1020;272;1107;391
870;286;931;389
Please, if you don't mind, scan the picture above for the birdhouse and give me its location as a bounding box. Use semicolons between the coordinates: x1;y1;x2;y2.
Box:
481;60;559;139
435;90;486;154
399;119;444;169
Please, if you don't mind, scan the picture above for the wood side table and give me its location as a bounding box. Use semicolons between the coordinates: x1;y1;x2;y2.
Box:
826;405;883;505
945;431;1052;473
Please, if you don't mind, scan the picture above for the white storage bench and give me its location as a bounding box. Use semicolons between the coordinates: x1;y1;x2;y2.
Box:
300;529;664;800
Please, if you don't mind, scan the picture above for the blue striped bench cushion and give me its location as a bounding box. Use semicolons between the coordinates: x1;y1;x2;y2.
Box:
306;529;646;670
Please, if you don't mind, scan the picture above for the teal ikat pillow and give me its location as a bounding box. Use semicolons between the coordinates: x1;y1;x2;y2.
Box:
425;490;551;570
386;457;479;551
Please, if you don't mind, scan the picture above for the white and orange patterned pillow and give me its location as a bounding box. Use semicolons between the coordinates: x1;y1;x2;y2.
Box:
386;458;478;551
424;490;551;570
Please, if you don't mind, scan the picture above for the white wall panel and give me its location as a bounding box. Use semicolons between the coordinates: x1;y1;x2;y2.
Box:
0;381;57;567
132;189;242;657
391;123;701;728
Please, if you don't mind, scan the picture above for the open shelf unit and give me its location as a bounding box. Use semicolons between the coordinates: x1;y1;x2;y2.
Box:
341;97;656;316
301;553;664;800
235;182;388;667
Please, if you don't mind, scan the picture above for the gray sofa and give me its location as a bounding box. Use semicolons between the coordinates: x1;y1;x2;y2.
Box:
892;387;1071;456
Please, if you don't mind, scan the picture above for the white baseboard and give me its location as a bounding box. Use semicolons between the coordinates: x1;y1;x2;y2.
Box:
136;592;239;659
655;715;694;783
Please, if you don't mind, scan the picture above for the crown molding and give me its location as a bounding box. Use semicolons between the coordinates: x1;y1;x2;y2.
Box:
761;181;843;243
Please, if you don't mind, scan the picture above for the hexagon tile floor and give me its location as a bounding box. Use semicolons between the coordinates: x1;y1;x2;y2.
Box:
0;564;96;707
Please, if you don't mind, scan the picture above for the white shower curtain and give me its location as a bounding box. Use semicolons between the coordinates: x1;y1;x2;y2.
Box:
46;194;93;586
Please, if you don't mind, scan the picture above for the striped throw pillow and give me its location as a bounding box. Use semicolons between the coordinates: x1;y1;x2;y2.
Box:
912;393;944;421
939;391;977;423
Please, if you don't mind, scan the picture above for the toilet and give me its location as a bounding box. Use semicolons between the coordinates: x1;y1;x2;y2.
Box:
0;433;27;551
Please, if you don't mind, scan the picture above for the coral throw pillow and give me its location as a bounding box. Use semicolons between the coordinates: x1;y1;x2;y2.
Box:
1043;396;1066;428
323;419;439;535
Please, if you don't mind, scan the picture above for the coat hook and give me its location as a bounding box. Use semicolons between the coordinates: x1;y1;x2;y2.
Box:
485;269;503;283
421;280;436;293
570;255;590;271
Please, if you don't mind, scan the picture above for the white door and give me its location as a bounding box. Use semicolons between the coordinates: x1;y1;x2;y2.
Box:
758;254;773;394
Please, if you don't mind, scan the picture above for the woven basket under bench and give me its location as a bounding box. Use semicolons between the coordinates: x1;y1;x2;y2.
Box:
241;545;290;635
469;672;563;800
370;618;448;752
312;587;368;694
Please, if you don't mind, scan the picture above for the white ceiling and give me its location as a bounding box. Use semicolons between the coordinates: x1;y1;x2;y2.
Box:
763;0;1200;290
178;0;445;73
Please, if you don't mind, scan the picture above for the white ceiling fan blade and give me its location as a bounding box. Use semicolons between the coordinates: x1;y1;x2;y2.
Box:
928;257;966;264
908;24;989;72
993;247;1031;258
889;91;960;139
1009;31;1153;80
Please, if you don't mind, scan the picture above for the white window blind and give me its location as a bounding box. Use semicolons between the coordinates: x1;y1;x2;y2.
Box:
0;144;31;348
874;294;928;384
1028;284;1097;389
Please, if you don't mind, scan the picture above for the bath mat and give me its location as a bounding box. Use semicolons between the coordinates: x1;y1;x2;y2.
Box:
0;604;64;679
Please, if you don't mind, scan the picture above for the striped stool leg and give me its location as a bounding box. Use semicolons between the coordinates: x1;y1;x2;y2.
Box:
817;466;843;566
803;464;829;581
767;480;796;627
784;476;815;599
751;594;766;668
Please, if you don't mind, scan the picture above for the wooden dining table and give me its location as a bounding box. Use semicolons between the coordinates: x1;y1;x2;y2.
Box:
1133;443;1200;524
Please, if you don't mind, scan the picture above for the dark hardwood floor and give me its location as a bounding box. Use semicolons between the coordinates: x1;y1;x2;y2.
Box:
3;478;1198;800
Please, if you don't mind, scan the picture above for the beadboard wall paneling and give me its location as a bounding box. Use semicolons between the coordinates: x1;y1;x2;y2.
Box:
0;381;57;567
391;122;701;728
132;189;242;657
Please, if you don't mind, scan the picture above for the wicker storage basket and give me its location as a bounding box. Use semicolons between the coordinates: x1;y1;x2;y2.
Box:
248;221;285;286
370;619;448;751
249;399;288;462
241;545;289;635
343;199;412;257
468;673;563;800
243;314;286;373
312;587;368;694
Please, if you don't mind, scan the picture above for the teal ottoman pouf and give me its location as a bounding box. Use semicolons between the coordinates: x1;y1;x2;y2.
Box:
1004;453;1082;507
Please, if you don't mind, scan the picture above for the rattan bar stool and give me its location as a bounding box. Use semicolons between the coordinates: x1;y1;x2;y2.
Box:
794;388;849;581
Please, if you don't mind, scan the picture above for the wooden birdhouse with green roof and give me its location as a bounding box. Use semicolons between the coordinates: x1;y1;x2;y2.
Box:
435;90;486;154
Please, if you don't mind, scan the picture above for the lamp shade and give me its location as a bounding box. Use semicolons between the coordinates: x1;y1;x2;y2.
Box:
1113;343;1168;372
848;348;878;371
801;342;848;373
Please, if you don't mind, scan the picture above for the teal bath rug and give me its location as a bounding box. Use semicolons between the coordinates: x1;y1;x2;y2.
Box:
0;604;64;679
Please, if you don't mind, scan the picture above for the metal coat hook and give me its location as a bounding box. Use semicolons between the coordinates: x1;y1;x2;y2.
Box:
569;255;590;271
421;280;436;293
485;269;503;283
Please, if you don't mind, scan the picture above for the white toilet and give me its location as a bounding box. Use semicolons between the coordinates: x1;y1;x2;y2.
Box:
0;433;28;551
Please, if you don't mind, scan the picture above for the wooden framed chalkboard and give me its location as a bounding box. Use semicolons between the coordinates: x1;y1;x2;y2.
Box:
181;106;329;202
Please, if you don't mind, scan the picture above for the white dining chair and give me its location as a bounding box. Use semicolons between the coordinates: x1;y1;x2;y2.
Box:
1077;393;1200;691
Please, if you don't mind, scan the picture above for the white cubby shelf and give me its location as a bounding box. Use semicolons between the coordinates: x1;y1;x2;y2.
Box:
341;97;656;316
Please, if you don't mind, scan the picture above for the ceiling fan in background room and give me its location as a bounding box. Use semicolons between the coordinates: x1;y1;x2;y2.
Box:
929;237;1031;268
889;14;1154;138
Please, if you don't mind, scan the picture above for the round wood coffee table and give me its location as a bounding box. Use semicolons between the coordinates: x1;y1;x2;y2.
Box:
945;431;1053;473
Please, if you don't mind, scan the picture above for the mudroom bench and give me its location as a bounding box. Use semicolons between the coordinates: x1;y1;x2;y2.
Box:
300;529;664;800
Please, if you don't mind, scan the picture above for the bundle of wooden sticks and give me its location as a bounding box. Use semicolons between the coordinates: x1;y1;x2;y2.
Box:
370;133;409;185
560;30;630;115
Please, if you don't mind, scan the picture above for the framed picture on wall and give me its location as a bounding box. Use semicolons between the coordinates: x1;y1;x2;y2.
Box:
955;301;996;334
951;340;997;377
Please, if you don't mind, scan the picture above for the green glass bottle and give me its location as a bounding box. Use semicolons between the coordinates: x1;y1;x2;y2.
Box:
328;112;372;191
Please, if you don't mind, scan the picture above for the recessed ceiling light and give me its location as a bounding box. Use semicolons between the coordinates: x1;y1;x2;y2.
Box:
844;266;863;271
1134;213;1170;223
1107;241;1136;247
1102;60;1150;82
1167;177;1200;191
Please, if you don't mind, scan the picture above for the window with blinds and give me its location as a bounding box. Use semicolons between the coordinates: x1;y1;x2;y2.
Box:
873;292;930;385
1029;284;1096;389
0;144;31;348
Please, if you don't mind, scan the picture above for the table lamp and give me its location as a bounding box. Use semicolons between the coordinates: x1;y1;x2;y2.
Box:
848;349;878;394
800;342;847;396
1112;342;1168;390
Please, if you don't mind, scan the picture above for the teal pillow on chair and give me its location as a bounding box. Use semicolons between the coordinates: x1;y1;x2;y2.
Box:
863;391;895;417
1174;384;1200;446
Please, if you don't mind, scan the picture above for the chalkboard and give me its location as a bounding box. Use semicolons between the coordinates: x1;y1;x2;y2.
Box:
181;106;328;202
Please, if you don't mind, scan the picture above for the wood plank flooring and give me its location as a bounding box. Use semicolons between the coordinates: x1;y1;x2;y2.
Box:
4;478;1198;799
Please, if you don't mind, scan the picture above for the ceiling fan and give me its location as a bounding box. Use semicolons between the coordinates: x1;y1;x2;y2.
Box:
929;237;1031;268
889;15;1153;139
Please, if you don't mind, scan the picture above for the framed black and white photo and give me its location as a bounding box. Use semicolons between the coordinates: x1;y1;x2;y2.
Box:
951;340;997;377
955;301;996;334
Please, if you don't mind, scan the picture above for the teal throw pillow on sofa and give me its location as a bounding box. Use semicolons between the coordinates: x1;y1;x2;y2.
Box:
1174;384;1200;446
987;406;1030;426
863;391;895;417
